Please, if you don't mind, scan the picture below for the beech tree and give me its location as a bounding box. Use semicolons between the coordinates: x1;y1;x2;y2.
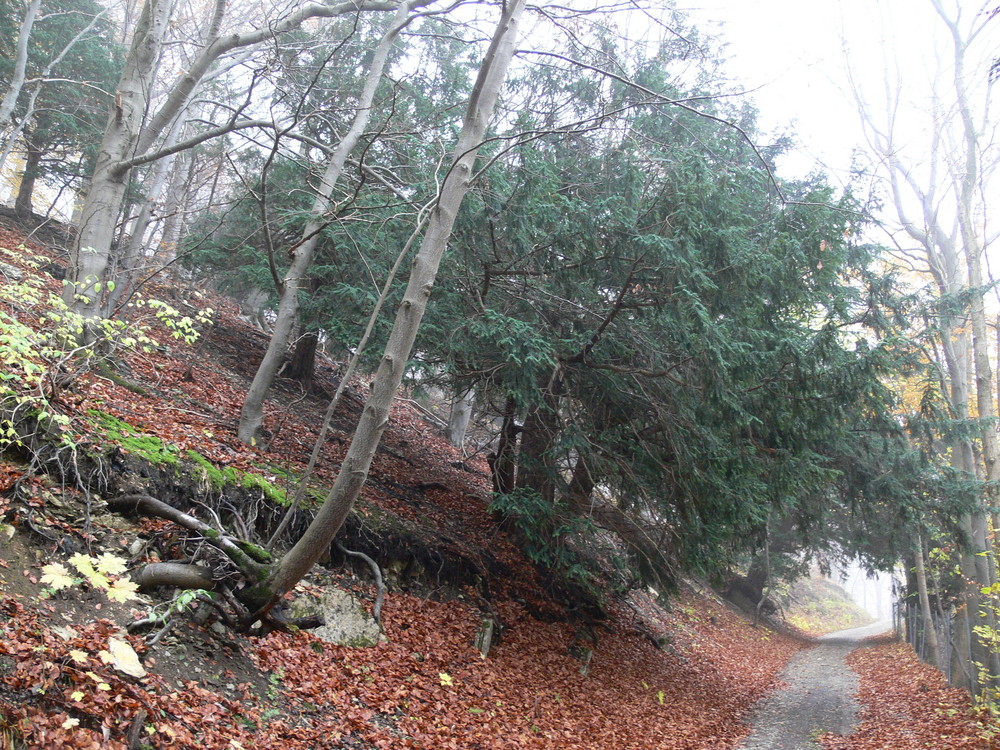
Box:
851;0;1000;694
60;0;409;333
237;0;433;443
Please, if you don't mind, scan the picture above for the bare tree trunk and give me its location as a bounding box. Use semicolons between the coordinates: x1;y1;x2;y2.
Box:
13;141;40;218
914;529;942;669
0;0;42;130
237;0;416;443
62;0;173;324
104;110;187;315
247;0;527;615
445;386;474;448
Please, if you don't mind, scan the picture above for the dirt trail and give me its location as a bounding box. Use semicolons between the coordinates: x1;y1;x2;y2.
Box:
737;621;892;750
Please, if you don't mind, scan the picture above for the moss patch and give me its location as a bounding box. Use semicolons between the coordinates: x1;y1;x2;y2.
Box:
186;449;288;506
86;410;289;507
86;409;179;466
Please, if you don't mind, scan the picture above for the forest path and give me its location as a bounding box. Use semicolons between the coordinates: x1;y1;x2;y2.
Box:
737;620;892;750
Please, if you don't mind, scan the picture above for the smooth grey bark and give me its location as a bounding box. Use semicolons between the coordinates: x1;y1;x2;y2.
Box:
852;0;999;694
913;530;942;669
63;0;405;324
62;0;174;320
0;0;42;130
103;111;186;315
266;209;429;549
251;0;528;614
444;386;474;448
237;0;420;443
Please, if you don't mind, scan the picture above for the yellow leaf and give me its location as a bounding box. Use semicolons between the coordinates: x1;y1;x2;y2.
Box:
96;682;111;691
94;553;128;576
68;553;95;576
70;691;84;702
68;649;88;664
439;672;453;687
105;578;139;603
85;570;111;590
40;563;75;591
61;717;79;729
97;650;113;664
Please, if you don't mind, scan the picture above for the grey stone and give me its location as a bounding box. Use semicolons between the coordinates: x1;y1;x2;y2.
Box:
0;262;23;281
292;588;384;647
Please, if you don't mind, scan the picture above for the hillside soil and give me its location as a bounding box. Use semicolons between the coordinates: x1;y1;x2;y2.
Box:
0;218;997;748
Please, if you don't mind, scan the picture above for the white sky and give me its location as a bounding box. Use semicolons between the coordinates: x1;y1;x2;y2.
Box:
677;0;998;185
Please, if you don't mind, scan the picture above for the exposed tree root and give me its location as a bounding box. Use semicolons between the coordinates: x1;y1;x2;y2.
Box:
336;542;385;623
134;562;215;591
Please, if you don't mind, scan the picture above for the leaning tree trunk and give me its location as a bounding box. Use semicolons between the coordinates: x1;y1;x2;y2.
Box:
237;0;415;443
244;0;527;616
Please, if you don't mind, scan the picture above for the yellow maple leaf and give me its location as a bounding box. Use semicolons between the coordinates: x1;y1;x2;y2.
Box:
96;682;111;691
40;563;75;591
105;578;139;603
94;553;128;577
70;691;84;702
68;649;88;664
68;553;95;577
439;672;454;687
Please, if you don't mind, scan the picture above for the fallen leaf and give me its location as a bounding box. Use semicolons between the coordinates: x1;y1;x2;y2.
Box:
107;637;146;678
39;563;74;591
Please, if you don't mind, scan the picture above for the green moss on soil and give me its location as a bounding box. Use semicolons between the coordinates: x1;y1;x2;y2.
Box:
186;450;287;506
86;410;289;506
86;409;179;466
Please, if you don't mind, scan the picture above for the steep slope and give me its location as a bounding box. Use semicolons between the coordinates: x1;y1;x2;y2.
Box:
0;217;816;748
0;217;985;749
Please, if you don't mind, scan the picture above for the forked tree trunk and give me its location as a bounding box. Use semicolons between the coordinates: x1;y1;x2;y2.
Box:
62;0;173;322
246;0;527;614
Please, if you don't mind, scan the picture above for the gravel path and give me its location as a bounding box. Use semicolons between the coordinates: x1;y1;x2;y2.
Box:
737;621;892;750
